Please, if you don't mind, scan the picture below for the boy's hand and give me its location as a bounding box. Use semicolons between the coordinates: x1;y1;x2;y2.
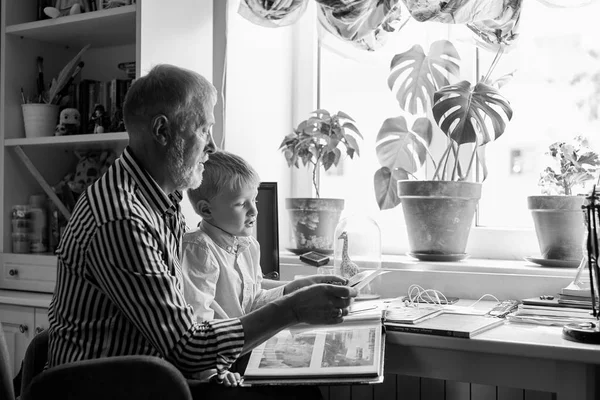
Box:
284;274;348;294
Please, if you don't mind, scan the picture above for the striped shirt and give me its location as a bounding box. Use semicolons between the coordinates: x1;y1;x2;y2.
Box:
47;147;244;377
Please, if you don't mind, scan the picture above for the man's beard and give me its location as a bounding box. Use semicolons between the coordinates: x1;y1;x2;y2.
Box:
166;137;202;191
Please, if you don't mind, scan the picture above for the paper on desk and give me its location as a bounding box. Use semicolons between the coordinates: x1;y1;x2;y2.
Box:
347;270;389;291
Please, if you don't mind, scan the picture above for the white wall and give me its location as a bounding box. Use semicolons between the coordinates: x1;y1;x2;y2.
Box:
216;0;300;247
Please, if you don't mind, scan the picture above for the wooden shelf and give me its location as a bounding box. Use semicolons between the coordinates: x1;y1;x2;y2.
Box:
3;253;57;265
5;5;136;48
5;132;129;151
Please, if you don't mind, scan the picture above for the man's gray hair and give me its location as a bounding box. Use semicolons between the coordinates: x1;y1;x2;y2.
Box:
123;64;217;137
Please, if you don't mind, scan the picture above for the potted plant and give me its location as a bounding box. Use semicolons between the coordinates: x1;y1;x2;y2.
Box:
373;40;513;260
527;136;600;263
21;45;89;138
280;109;362;254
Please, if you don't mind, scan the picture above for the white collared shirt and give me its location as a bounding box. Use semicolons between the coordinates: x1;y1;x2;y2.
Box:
182;220;285;321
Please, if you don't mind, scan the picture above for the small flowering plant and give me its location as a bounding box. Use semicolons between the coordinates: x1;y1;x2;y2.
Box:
538;136;600;195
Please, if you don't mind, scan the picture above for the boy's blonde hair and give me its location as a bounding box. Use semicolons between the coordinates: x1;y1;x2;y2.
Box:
187;150;260;214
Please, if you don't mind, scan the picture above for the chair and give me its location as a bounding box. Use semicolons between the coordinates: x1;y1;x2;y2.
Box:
18;329;192;400
1;322;16;400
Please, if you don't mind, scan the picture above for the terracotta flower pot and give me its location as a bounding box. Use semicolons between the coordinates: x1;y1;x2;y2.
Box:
398;180;482;260
285;198;344;255
527;195;585;262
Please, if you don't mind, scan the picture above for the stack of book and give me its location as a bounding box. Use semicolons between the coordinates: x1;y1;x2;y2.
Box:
557;282;593;309
507;296;595;326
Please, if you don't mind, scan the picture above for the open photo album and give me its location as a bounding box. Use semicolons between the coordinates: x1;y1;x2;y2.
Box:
242;315;385;386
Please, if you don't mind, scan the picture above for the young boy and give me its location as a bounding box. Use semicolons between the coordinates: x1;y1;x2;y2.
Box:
182;150;346;385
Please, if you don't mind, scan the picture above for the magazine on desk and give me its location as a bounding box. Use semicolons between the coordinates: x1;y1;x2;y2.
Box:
242;312;385;386
385;312;504;338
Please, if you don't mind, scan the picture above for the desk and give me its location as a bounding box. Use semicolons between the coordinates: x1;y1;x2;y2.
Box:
382;300;600;400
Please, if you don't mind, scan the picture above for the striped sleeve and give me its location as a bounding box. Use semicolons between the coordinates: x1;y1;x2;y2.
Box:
86;216;244;375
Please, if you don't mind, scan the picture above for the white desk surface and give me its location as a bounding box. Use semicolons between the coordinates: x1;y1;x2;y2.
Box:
381;298;600;365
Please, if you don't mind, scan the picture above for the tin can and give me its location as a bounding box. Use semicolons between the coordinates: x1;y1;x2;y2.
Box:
11;205;30;237
28;195;48;253
12;232;29;254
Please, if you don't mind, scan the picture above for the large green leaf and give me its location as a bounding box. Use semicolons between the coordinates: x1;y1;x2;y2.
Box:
388;40;460;115
375;116;432;174
432;80;513;146
374;167;409;210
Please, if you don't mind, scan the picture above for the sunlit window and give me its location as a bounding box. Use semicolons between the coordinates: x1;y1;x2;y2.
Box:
318;1;600;253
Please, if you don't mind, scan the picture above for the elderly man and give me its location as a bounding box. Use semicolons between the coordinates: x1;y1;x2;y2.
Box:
47;64;355;399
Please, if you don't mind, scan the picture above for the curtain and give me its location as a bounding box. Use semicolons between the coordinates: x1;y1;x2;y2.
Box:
237;0;596;51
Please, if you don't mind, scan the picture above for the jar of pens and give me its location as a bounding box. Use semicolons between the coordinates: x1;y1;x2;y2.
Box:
20;45;89;138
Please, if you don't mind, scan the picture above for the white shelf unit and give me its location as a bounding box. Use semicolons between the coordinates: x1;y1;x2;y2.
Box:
1;1;137;291
1;0;219;294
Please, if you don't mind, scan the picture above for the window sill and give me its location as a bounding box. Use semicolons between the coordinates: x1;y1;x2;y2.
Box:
279;252;578;301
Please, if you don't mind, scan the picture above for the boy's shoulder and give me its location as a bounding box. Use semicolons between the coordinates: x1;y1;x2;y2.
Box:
183;226;211;245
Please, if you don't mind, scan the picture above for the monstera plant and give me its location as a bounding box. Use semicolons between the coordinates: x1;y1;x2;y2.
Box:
374;39;513;260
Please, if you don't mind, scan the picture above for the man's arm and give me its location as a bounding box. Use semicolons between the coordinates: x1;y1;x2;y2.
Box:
88;218;243;376
239;283;356;354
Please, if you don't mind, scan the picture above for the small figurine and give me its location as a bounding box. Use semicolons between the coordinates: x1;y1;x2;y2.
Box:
55;108;81;136
338;231;360;278
88;104;110;134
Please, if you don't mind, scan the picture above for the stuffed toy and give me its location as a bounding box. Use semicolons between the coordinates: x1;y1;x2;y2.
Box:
56;150;117;208
44;0;83;18
55;108;81;136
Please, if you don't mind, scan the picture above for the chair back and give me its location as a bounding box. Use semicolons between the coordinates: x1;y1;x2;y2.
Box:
0;321;16;400
20;330;49;396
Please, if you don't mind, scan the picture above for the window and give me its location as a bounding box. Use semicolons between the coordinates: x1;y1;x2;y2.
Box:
315;2;600;258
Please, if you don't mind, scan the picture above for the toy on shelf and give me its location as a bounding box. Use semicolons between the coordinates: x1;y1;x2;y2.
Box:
88;104;111;134
55;150;117;210
44;0;84;18
55;108;81;136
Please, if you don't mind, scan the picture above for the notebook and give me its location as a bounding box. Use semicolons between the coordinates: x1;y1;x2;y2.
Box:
384;313;504;338
384;305;442;324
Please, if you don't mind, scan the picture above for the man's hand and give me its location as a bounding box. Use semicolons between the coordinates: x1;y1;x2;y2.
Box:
288;284;357;325
284;274;347;294
210;371;241;387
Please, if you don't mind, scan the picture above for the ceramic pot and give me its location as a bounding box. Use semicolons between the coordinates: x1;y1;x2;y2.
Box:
285;198;344;255
527;195;585;262
398;180;482;260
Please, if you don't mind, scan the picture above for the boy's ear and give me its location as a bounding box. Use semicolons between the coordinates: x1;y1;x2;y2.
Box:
197;200;212;220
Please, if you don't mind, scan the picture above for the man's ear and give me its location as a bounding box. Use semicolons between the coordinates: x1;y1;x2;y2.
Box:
197;200;213;220
151;114;170;146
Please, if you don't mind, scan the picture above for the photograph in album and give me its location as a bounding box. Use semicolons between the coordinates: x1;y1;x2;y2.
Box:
242;319;384;385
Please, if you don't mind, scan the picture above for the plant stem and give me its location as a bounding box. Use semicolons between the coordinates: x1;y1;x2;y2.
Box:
312;162;320;198
435;143;452;180
433;145;450;180
451;142;460;181
464;140;478;180
483;45;504;84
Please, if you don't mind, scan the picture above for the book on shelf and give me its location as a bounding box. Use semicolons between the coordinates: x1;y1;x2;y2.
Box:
242;313;385;386
384;313;504;339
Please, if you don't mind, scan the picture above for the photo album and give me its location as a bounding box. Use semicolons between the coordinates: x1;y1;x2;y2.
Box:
242;316;384;386
243;270;391;386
